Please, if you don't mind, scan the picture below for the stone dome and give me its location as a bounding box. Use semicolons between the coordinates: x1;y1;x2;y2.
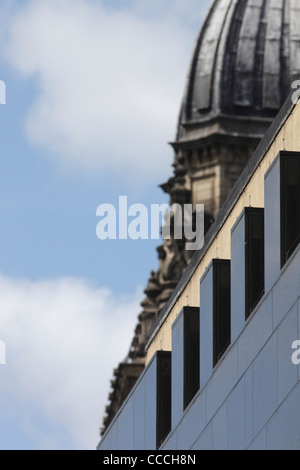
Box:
177;0;300;143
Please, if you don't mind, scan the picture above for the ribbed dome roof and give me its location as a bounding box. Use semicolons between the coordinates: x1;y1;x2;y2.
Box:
177;0;300;140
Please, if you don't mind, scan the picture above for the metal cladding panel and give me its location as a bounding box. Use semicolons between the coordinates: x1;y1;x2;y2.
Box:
231;211;246;343
116;396;134;450
133;381;145;450
264;155;281;292
277;303;298;405
171;311;184;430
272;247;300;329
156;351;172;449
227;375;246;449
252;334;278;436
265;151;300;292
200;263;214;390
266;382;300;450
212;402;228;450
144;356;157;450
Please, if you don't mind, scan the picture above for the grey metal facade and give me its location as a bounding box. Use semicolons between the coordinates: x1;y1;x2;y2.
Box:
98;150;300;450
101;0;300;439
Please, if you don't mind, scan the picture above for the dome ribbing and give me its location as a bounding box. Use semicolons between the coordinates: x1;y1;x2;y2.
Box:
177;0;300;141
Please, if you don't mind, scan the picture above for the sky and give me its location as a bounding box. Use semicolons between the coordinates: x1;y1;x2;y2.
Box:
0;0;211;450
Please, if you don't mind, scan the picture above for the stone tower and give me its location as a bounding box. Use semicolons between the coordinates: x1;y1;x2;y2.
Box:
101;0;300;435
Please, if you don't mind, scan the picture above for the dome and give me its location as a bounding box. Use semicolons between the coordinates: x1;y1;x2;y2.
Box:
177;0;300;142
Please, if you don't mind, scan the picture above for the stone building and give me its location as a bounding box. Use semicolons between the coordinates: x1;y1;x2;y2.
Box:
101;0;300;437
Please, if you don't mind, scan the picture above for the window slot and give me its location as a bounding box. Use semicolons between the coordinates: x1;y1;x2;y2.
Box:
280;154;300;267
156;352;171;449
183;307;200;410
213;260;231;367
245;208;265;319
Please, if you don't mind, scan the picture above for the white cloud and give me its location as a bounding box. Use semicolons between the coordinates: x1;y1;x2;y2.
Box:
1;0;206;182
0;274;142;449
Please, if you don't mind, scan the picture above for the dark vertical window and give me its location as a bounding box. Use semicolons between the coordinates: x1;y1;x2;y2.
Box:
280;153;300;267
213;260;231;367
245;208;265;320
183;307;200;410
156;352;171;449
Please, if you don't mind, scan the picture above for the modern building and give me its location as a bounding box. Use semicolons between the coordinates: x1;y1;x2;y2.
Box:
99;0;300;449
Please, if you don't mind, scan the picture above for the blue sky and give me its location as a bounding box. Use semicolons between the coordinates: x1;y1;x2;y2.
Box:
0;0;210;450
